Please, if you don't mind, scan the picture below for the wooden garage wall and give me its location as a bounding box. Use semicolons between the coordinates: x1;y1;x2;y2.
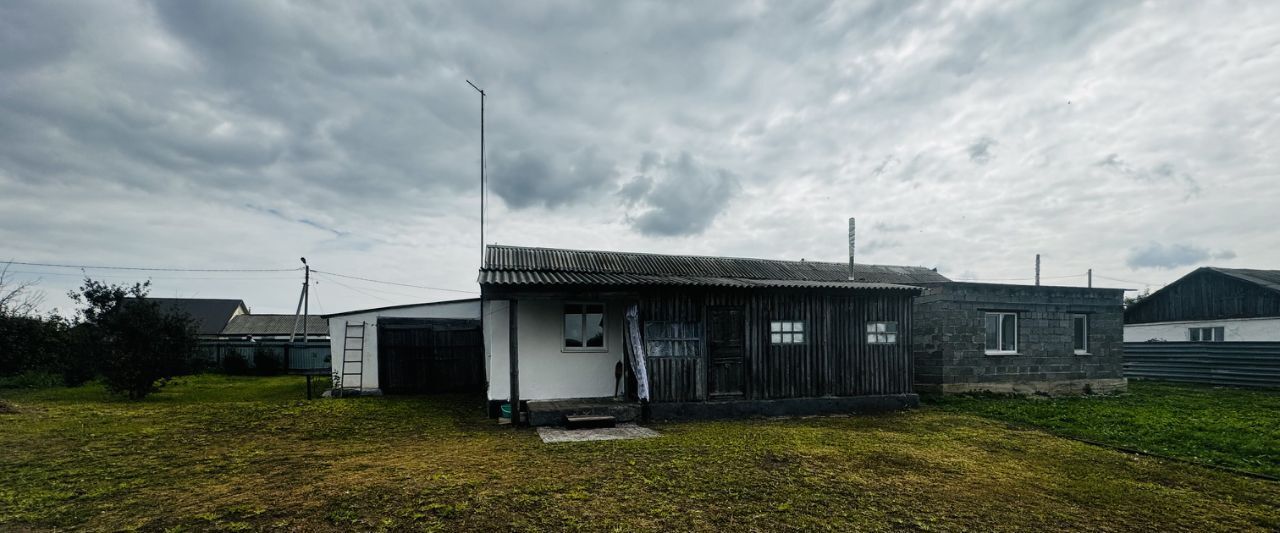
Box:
639;288;914;402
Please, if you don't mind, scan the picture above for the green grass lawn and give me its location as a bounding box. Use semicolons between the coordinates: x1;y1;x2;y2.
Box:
930;380;1280;478
2;376;1278;532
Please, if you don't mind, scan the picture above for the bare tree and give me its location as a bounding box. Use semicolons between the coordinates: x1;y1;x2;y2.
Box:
0;262;45;317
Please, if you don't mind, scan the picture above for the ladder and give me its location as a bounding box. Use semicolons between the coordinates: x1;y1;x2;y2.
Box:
338;322;366;397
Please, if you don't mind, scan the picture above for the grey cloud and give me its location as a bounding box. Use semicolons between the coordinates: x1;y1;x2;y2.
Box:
1096;154;1201;197
1126;242;1231;270
624;152;739;237
967;137;997;165
872;222;912;233
490;147;618;209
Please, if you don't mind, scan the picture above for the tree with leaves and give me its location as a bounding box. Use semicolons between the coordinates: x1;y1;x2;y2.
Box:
71;278;197;399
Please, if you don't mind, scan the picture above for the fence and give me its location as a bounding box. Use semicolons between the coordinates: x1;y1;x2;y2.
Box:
196;339;331;374
1123;342;1280;388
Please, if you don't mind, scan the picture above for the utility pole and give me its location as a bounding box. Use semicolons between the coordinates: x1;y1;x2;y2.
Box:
1035;254;1041;286
290;257;309;343
466;80;486;265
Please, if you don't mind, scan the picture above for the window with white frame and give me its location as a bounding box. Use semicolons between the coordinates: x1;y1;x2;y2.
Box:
1189;326;1224;342
1071;314;1088;354
563;303;605;351
770;321;805;344
866;322;898;344
984;312;1018;354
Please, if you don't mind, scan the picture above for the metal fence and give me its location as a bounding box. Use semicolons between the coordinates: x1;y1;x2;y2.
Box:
1123;342;1280;388
196;339;331;373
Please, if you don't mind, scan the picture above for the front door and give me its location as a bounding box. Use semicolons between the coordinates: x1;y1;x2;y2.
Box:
707;306;745;398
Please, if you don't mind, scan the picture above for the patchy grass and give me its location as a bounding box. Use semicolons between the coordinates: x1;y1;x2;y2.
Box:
930;380;1280;478
1;375;1277;532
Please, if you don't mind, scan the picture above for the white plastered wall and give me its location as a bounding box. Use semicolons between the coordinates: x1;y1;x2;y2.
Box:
326;300;481;390
1124;317;1280;342
485;298;626;401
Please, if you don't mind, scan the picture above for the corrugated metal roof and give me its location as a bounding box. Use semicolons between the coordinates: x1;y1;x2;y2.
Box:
1209;267;1280;293
146;298;248;335
480;245;945;289
220;314;327;336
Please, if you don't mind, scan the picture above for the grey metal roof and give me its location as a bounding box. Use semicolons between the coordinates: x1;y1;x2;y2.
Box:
320;298;481;319
1209;267;1280;294
220;314;328;336
147;298;248;335
480;245;945;290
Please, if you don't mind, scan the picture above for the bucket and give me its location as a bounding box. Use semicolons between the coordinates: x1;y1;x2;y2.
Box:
500;403;512;419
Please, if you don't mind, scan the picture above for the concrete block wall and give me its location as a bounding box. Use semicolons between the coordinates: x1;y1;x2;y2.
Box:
912;283;1126;395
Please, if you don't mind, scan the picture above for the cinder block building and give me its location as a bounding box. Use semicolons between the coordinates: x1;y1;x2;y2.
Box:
912;282;1127;395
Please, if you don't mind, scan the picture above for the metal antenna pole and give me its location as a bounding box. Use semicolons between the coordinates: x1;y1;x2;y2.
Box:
467;80;486;265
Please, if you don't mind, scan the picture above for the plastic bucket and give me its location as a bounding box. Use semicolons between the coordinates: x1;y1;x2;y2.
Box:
500;403;512;418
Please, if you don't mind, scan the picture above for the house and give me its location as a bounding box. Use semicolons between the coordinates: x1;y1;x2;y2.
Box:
322;300;482;394
220;314;328;341
912;282;1128;395
148;298;249;338
1124;267;1280;342
479;220;945;425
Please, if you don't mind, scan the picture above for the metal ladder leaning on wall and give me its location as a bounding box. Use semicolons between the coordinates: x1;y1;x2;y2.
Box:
338;322;366;397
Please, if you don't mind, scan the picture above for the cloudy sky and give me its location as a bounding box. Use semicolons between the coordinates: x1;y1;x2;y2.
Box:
2;0;1278;315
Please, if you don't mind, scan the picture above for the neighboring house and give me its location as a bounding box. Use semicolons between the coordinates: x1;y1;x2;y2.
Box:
220;314;328;341
1124;267;1280;342
322;300;482;394
912;283;1128;395
148;298;249;338
479;222;946;425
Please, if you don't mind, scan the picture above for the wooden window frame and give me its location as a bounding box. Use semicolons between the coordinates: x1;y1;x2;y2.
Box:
1188;326;1225;342
865;321;898;345
769;321;806;345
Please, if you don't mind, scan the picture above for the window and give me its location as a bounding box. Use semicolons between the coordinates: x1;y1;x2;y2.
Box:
770;321;805;344
644;321;700;358
1072;314;1088;354
984;312;1017;354
1189;326;1225;342
563;303;605;351
866;322;898;344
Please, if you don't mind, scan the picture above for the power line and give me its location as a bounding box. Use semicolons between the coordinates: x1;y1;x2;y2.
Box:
2;260;301;273
310;269;478;294
954;273;1086;282
315;274;399;304
0;269;299;281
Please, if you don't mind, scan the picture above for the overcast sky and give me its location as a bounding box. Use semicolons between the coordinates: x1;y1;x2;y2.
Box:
2;0;1278;316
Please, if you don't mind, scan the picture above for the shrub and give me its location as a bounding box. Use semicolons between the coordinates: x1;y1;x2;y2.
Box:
71;279;197;400
0;371;62;389
222;350;249;375
253;347;282;375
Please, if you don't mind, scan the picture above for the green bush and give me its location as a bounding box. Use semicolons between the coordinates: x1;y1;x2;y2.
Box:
222;350;250;375
0;371;63;389
253;347;282;376
71;279;197;400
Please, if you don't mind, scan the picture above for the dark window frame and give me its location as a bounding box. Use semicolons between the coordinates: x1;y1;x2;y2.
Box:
769;320;806;345
866;321;898;345
562;302;607;352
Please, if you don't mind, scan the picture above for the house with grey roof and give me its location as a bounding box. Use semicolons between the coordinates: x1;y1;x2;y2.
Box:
1124;267;1280;342
479;219;945;425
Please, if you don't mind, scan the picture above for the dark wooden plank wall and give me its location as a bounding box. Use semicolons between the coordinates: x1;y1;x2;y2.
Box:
1126;270;1280;324
640;289;914;402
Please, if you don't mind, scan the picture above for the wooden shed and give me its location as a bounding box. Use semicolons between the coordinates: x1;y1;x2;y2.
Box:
479;236;945;424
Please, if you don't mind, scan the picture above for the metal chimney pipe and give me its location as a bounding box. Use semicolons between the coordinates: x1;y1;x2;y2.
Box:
848;217;856;280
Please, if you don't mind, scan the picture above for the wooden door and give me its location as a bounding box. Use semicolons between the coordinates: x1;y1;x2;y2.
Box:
707;306;746;398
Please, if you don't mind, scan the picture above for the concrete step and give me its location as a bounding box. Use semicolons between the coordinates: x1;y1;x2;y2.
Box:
564;415;617;429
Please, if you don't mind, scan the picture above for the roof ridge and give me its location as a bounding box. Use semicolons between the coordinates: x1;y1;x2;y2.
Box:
484;244;936;271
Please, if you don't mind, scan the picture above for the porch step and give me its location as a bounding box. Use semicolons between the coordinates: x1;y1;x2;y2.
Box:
564;415;617;429
525;398;640;427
